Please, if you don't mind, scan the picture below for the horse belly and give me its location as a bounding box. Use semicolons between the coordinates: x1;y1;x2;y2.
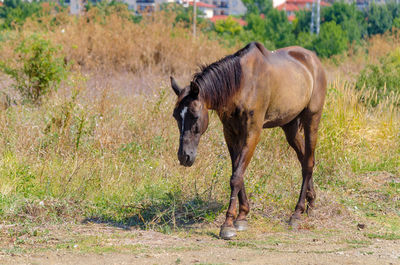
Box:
263;72;312;128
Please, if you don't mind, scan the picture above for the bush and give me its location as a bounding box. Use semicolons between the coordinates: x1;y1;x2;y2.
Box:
321;2;366;44
356;49;400;107
0;34;68;104
313;21;348;58
365;3;392;36
0;0;43;30
214;16;242;36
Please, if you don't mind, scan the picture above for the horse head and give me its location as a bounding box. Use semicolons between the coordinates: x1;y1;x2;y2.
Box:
170;76;209;167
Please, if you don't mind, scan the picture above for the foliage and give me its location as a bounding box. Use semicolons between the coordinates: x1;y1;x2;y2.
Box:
296;31;315;50
321;2;366;43
0;34;68;104
293;9;311;36
241;0;272;15
214;16;242;36
312;21;348;58
393;17;400;29
160;3;207;28
365;3;393;36
241;5;294;49
356;49;400;107
0;0;43;30
213;16;243;46
85;0;139;23
263;8;295;49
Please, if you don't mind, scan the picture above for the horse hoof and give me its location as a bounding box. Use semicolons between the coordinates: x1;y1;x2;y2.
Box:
288;216;301;230
219;226;237;240
234;220;248;231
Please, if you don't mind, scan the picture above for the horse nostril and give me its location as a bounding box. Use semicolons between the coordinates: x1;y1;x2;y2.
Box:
185;155;190;164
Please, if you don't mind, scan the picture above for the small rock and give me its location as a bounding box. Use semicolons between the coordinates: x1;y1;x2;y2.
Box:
357;223;366;230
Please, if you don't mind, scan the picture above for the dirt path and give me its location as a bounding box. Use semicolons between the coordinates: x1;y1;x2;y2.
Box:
0;222;399;265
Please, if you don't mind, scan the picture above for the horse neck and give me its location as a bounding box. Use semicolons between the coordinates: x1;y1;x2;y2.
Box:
200;85;234;112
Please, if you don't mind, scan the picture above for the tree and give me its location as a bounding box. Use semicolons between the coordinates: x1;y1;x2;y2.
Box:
293;9;312;36
0;0;43;30
214;16;242;36
263;8;295;48
321;2;366;43
241;2;294;49
313;21;348;58
241;0;273;15
365;3;392;36
160;3;206;28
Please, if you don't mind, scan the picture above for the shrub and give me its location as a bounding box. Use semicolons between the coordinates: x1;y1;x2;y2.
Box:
321;2;366;44
356;49;400;107
365;3;392;36
0;0;43;30
214;16;242;36
0;34;68;104
312;21;348;58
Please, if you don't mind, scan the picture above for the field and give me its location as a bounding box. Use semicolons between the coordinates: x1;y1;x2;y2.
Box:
0;10;399;264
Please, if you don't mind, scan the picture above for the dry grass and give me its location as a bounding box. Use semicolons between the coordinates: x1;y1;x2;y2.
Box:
0;9;398;238
17;9;228;76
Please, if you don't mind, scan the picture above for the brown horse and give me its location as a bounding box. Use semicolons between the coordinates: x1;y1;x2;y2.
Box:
170;42;326;240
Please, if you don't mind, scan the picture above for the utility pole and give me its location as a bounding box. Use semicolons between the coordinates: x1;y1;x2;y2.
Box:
70;0;81;15
310;0;320;35
193;0;197;38
310;0;315;33
316;0;320;34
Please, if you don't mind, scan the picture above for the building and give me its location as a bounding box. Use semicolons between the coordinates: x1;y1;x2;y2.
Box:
187;1;216;18
275;0;330;21
201;0;246;16
63;0;247;21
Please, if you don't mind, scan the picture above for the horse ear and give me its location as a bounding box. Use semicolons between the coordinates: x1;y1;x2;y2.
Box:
170;76;182;96
190;81;199;97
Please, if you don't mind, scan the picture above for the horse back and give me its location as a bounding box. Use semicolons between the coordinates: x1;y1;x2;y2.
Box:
280;46;327;114
237;44;326;128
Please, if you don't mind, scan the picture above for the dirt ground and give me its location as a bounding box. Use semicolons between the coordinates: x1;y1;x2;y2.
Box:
0;222;399;265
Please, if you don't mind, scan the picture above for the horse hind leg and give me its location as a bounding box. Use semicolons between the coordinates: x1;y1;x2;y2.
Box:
282;117;305;163
289;110;322;228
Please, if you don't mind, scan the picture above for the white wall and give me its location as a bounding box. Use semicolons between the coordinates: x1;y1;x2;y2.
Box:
204;8;214;18
273;0;286;8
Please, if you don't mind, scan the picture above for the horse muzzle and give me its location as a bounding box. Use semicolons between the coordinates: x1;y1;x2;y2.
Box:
178;151;196;167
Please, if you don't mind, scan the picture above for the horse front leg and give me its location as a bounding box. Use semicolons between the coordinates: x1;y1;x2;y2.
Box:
220;130;261;240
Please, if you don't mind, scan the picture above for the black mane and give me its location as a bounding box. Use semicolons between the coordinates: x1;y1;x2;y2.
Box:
192;43;255;110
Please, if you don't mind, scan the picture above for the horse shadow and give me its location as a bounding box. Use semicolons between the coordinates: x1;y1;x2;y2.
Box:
82;196;224;231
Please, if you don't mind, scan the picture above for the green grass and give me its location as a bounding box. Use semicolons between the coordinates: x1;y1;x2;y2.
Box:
365;233;400;240
0;80;398;236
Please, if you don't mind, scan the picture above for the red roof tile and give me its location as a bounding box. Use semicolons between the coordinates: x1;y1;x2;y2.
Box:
276;3;299;11
286;0;330;6
188;1;216;8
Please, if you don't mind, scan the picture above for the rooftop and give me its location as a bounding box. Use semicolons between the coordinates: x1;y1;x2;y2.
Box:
187;1;217;8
